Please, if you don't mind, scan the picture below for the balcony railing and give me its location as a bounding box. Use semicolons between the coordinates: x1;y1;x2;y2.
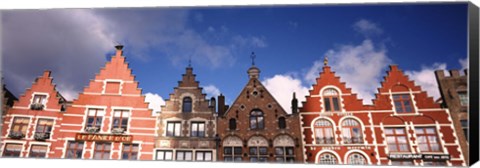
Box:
85;126;100;133
315;137;335;144
8;131;25;139
343;137;363;144
30;103;45;110
111;128;125;134
34;132;50;141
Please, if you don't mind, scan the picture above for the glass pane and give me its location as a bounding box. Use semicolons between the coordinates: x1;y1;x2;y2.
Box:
250;117;256;129
258;117;264;128
249;147;257;155
286;147;294;155
165;151;173;160
174;123;181;136
324;98;331;111
234;147;242;155
332;97;340;111
275;147;283;155
185;152;192;160
205;152;212;161
224;147;232;155
177;152;184;160
196;152;204;161
157;151;165;160
259;147;267;155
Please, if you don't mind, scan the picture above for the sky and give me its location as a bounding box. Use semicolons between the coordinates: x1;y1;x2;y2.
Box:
1;3;469;114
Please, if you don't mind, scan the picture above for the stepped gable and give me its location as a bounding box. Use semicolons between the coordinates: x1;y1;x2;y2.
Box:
372;65;439;110
12;70;65;111
300;65;366;112
162;66;210;112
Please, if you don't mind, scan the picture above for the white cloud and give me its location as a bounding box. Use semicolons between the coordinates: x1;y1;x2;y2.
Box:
145;92;165;115
305;39;391;104
203;85;221;98
232;35;268;48
405;63;447;100
459;57;468;70
353;19;383;36
263;74;309;114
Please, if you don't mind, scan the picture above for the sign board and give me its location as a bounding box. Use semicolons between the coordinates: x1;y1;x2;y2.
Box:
388;154;450;160
388;154;422;159
75;133;133;143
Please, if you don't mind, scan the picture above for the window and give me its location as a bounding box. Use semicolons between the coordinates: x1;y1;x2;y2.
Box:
182;97;192;113
121;144;138;160
166;121;182;137
93;142;111;160
347;153;367;165
196;151;212;161
318;153;338;164
224;147;242;162
156;150;173;160
176;151;193;161
249;147;268;162
323;89;340;112
85;108;104;132
278;117;286;129
229;118;237;130
65;141;84;159
423;161;446;166
191;122;205;137
458;92;468;106
2;143;22;157
393;94;413;113
105;81;121;94
29;145;48;158
391;160;414;166
385;128;409;152
314;119;334;144
249;110;264;129
31;94;47;110
112;110;129;133
341;119;363;144
274;147;294;162
461;120;468;142
9;117;29;139
34;119;53;140
415;127;441;152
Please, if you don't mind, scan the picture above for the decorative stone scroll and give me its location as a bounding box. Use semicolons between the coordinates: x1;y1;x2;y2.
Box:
273;135;295;146
223;136;243;146
248;136;268;146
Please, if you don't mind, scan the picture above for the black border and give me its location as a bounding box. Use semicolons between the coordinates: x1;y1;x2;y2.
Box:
468;2;479;166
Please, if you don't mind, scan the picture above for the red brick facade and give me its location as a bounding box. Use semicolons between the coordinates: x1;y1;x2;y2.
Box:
300;64;465;166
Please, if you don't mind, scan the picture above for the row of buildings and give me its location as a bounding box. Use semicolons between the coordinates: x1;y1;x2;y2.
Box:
0;45;468;166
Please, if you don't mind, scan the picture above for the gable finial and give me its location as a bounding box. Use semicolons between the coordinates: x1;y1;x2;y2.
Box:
324;56;328;66
188;55;192;68
250;52;256;66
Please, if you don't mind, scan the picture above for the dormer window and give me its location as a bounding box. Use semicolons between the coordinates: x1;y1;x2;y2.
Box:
323;89;340;112
393;94;413;113
31;94;47;110
182;97;192;113
105;81;121;94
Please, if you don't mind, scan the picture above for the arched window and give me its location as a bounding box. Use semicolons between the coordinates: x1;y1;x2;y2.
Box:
318;153;338;164
323;89;340;112
249;110;264;129
278;117;286;129
229;118;237;130
182;97;192;113
341;119;363;144
347;153;367;165
314;119;334;144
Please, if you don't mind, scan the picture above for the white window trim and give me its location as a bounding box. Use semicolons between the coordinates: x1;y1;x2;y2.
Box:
82;106;107;133
102;79;124;95
319;86;346;113
0;140;27;157
381;122;413;154
61;138;86;159
30;117;57;141
310;116;337;145
26;142;51;158
108;107;133;134
30;92;50;110
5;115;33;140
389;89;419;115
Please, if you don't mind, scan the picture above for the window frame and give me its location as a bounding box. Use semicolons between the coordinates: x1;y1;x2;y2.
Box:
93;142;111;160
313;119;335;144
384;127;410;152
392;94;414;113
195;151;213;161
278;117;286;129
65;141;84;159
156;150;173;160
85;108;104;131
341;119;363;144
249;110;264;130
347;153;367;165
121;143;139;160
322;88;341;112
229;118;237;130
112;109;130;132
248;146;268;162
2;143;23;157
10;117;30;136
274;146;295;162
28;145;48;158
182;97;193;113
223;146;242;162
166;121;182;137
176;150;193;161
318;152;338;164
458;91;468;106
415;127;442;152
35;118;54;140
190;121;206;137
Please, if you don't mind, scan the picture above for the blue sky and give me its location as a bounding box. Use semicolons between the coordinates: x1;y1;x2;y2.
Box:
2;3;469;113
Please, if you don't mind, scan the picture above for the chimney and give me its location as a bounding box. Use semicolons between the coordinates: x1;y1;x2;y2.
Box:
218;94;225;116
115;45;124;56
209;97;216;113
291;92;298;114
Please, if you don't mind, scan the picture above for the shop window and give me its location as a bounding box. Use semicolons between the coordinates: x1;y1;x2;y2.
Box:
182;97;192;113
191;122;205;137
112;110;129;133
31;94;47;110
393;94;413;113
85;108;104;133
176;150;193;161
347;153;367;165
9;117;29;139
341;119;363;144
166;121;182;137
121;144;138;160
223;147;242;162
249;110;264;129
323;89;340;112
2;143;23;157
93;142;111;160
278;117;286;129
415;127;441;152
195;151;212;161
385;128;409;152
318;153;338;164
65;141;84;159
314;119;334;144
29;145;48;158
105;81;121;94
34;119;53;140
156;150;173;160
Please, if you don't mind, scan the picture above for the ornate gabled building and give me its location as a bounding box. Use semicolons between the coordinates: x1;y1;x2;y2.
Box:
299;61;465;166
216;59;303;163
154;66;218;161
50;45;157;160
435;69;469;163
1;71;66;158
